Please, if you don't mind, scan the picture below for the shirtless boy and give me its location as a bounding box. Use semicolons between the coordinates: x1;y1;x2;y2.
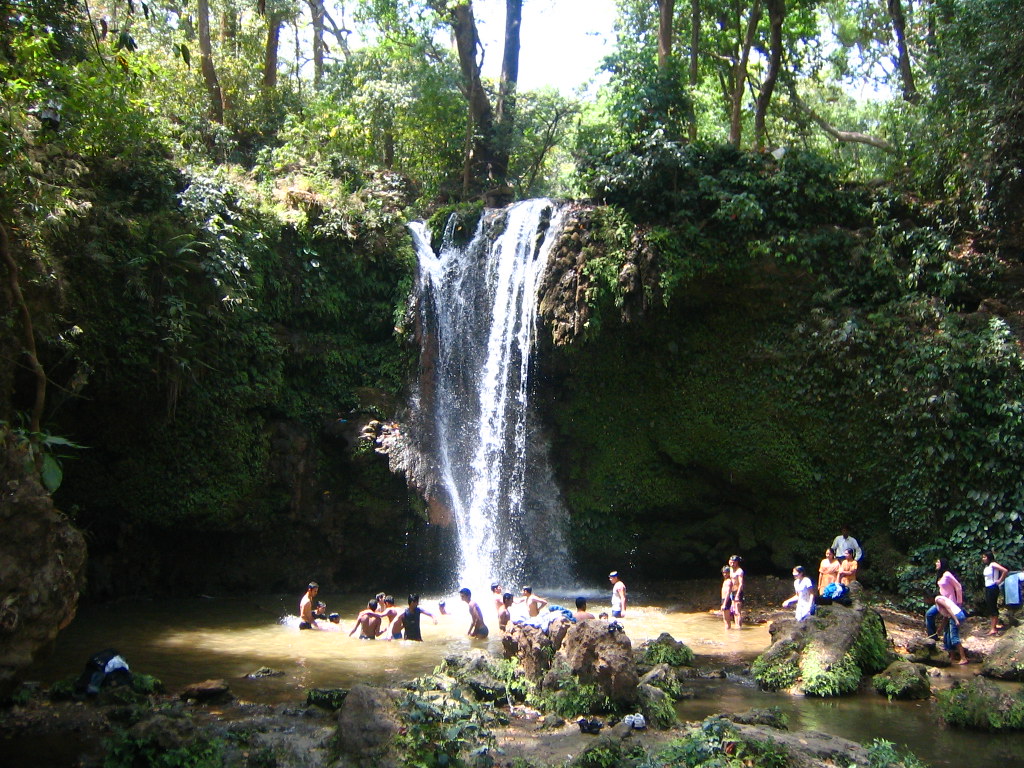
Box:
299;582;320;630
518;586;548;617
460;588;489;638
574;596;596;622
377;595;400;635
348;600;384;639
490;582;504;613
497;592;514;630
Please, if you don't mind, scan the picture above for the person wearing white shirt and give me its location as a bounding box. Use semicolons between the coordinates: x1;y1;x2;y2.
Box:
830;525;862;561
783;566;816;621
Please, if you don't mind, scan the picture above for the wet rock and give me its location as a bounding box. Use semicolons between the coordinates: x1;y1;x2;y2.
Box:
636;683;674;728
553;620;639;706
502;624;556;682
128;713;198;752
0;431;87;700
438;651;509;702
981;624;1024;681
335;684;402;768
726;708;789;729
246;667;285;679
306;688;348;710
872;660;931;700
180;679;234;704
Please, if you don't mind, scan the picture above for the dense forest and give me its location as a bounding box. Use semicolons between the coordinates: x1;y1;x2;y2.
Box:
2;0;1023;605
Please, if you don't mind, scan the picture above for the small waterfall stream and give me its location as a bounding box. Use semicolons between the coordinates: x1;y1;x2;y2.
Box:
408;200;571;592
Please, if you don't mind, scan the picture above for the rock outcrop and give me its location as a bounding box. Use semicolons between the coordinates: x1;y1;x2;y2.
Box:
752;584;892;696
981;624;1024;681
335;684;403;768
0;430;87;700
872;660;931;700
549;619;639;705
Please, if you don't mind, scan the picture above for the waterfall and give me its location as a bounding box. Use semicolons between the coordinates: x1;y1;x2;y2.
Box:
407;200;571;593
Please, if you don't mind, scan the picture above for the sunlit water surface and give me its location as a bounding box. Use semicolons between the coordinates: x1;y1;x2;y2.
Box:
25;592;1024;767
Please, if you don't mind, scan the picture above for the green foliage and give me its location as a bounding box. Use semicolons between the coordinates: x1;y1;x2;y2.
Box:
871;662;929;701
103;728;225;768
937;677;1024;731
640;640;695;668
0;418;85;493
528;663;610;719
395;686;497;768
751;643;800;692
644;716;789;768
851;613;892;675
800;650;861;698
865;738;929;768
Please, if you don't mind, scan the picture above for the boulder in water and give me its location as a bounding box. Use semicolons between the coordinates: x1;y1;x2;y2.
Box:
872;660;931;700
552;619;639;706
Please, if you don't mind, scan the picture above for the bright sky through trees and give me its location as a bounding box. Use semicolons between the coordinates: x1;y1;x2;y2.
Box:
473;0;618;94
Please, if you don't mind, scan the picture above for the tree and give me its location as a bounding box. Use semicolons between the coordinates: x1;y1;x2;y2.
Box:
198;0;225;121
753;0;784;151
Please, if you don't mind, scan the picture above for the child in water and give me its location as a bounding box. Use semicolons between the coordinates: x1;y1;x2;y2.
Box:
720;566;734;629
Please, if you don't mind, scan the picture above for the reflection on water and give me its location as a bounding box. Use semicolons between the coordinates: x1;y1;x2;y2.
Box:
26;594;1024;767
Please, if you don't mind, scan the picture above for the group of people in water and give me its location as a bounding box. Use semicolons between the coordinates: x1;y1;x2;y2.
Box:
296;570;630;641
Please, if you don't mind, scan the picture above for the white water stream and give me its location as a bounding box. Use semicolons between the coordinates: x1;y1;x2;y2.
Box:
408;200;570;593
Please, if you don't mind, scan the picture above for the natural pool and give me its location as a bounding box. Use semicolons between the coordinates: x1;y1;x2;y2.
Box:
24;591;1024;767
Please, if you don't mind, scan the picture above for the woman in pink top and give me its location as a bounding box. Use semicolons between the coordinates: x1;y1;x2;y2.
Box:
925;558;962;640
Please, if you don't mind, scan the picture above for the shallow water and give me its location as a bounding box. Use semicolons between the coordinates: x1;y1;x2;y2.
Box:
24;593;1024;767
26;594;764;702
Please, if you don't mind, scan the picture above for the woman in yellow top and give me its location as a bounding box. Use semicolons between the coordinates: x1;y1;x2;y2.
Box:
838;549;859;585
818;548;841;594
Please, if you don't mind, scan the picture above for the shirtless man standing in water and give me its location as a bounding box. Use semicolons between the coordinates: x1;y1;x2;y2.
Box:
497;592;514;630
460;588;489;638
349;600;384;639
518;586;548;617
299;582;320;630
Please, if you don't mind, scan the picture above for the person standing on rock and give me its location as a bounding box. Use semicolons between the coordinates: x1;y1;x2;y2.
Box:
728;557;744;627
299;582;320;630
783;566;816;621
609;571;627;618
460;588;489;638
981;550;1009;635
831;524;862;562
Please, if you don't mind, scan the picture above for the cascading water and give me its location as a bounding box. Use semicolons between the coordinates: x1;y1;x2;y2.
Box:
407;199;571;593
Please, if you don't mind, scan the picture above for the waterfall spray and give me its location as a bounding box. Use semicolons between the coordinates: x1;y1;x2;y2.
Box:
408;200;571;593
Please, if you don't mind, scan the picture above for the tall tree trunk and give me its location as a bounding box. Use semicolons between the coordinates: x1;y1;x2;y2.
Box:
197;0;224;123
688;0;700;140
308;0;325;87
728;0;762;148
450;2;497;189
753;0;784;151
493;0;523;183
657;0;675;68
0;222;46;435
887;0;919;103
263;14;282;88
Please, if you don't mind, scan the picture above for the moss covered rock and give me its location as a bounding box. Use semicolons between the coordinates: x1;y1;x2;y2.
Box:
872;660;931;700
938;676;1024;731
981;624;1024;681
752;585;892;696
